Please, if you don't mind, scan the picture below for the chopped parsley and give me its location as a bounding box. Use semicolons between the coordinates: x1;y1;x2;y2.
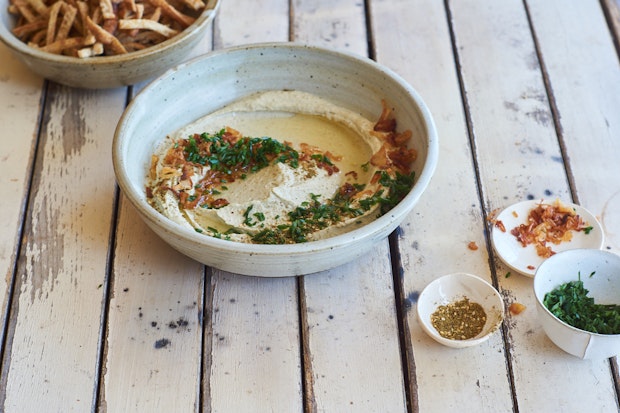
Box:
543;272;620;335
184;129;299;173
248;171;415;244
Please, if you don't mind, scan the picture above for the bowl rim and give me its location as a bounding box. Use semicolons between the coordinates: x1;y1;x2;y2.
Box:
113;42;439;257
533;248;620;337
416;272;505;346
0;0;220;64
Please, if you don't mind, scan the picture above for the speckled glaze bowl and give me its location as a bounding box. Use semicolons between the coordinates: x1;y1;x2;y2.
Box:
534;249;620;359
113;43;438;276
0;0;219;88
417;273;505;348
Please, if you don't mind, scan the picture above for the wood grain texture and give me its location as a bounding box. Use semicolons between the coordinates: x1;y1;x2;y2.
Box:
99;16;215;413
527;0;620;253
209;272;303;412
371;0;514;411
1;86;126;412
0;44;43;354
207;1;303;412
101;197;205;412
451;0;619;411
292;1;407;412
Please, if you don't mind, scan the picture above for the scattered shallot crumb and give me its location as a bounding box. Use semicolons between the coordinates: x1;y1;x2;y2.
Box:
467;241;478;251
509;302;526;315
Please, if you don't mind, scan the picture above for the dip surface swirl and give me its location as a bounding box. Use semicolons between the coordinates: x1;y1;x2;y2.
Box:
146;90;417;244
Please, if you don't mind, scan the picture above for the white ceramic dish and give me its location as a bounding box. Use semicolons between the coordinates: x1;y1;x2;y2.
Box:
491;199;604;277
113;43;439;276
534;249;620;359
417;273;505;348
0;0;219;88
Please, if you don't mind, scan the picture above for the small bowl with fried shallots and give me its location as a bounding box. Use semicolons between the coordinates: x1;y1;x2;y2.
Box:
491;199;604;277
534;249;620;359
0;0;219;88
417;273;505;348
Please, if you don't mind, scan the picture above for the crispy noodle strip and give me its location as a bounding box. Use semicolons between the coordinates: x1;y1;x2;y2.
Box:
46;1;63;45
25;0;49;17
146;0;194;27
118;18;178;37
180;0;204;11
77;41;104;57
41;34;95;53
99;0;115;19
85;15;127;53
56;4;77;41
12;19;47;38
11;0;39;23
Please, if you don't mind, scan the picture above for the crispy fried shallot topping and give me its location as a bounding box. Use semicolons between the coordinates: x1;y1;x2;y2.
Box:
510;200;590;258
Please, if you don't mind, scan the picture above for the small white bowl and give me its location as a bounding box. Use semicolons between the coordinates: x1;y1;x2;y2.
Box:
113;43;439;276
417;273;505;348
533;249;620;359
0;0;219;88
492;199;604;277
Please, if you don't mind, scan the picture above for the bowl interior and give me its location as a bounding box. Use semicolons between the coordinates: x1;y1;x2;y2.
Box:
417;273;504;348
534;249;620;313
533;249;620;358
114;43;438;262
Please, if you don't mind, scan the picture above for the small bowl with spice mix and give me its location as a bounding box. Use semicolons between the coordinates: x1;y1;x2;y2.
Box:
113;43;439;276
533;249;620;359
0;0;220;88
417;273;505;348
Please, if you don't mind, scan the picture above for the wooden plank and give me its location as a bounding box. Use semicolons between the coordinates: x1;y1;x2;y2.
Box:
291;1;407;411
450;0;619;411
209;272;303;412
527;0;620;253
370;0;515;411
301;252;407;412
526;0;620;399
0;85;126;411
0;45;43;353
101;197;205;412
100;15;216;413
213;0;289;48
206;1;304;412
292;0;368;54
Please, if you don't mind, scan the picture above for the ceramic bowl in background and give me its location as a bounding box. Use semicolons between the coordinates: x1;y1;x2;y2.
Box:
533;249;620;359
0;0;219;88
113;43;438;276
417;273;505;348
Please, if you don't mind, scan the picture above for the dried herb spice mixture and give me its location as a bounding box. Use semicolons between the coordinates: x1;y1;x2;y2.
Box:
431;298;487;340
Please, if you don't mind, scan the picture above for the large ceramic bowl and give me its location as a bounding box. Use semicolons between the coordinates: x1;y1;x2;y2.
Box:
0;0;219;88
113;43;438;276
534;249;620;359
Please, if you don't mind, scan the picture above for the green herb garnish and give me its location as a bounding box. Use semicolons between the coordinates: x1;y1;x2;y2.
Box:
543;272;620;335
378;170;416;213
247;170;415;244
243;205;256;227
184;129;299;173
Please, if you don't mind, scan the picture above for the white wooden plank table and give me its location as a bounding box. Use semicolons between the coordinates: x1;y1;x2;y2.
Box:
1;0;619;412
